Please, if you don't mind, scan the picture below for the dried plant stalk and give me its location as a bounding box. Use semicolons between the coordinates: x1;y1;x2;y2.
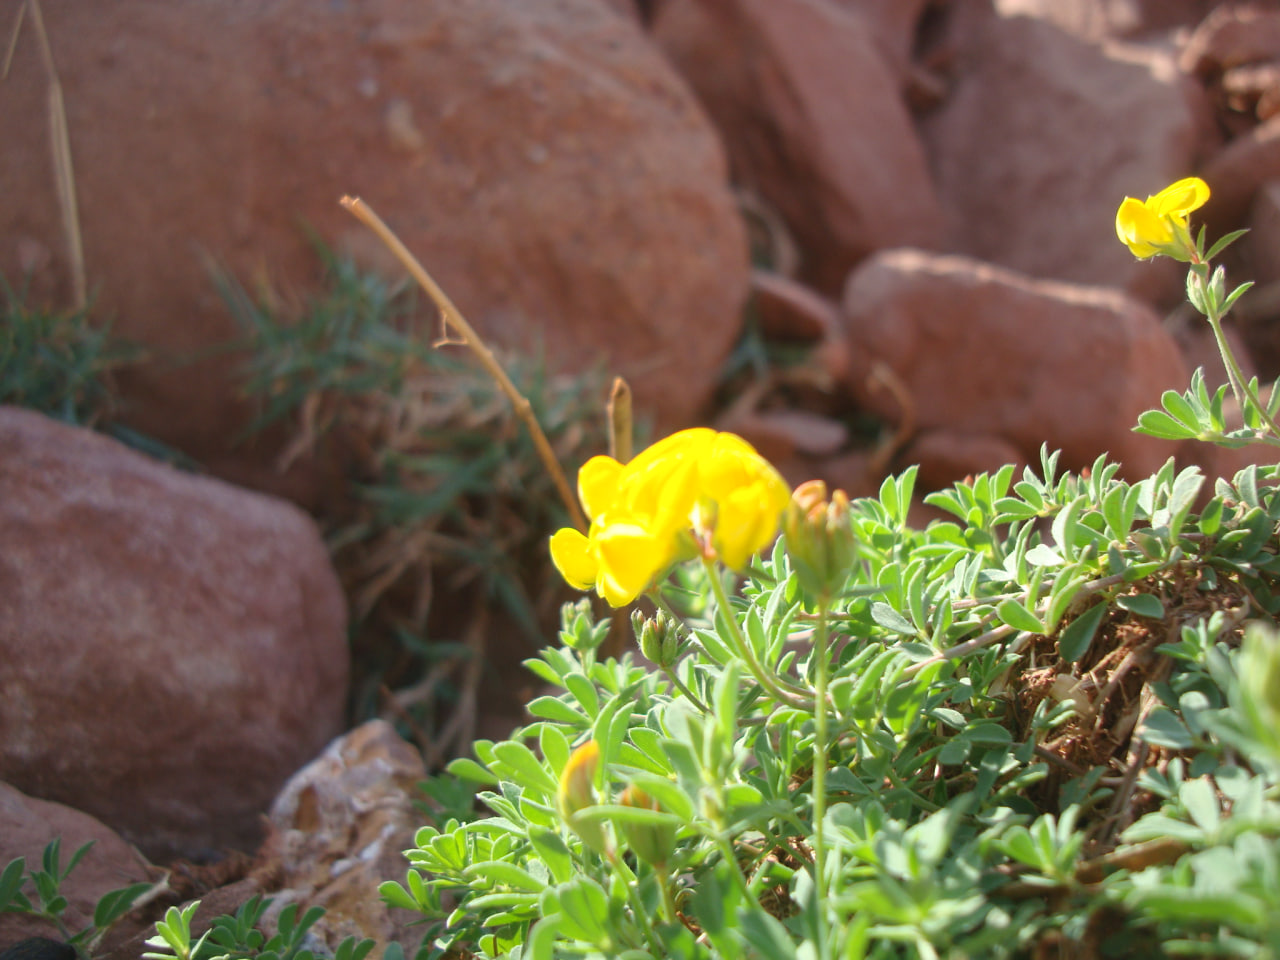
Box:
341;195;588;533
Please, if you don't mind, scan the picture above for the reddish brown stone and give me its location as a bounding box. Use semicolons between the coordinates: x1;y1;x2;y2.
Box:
832;249;1188;479
920;6;1210;301
0;408;349;860
652;0;944;294
0;0;748;505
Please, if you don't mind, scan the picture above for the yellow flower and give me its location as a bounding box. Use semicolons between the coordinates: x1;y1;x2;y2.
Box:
1115;176;1209;260
548;428;789;606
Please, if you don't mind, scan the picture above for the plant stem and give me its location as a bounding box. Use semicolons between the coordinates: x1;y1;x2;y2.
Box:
1205;308;1280;439
702;557;812;710
812;596;831;960
340;196;588;533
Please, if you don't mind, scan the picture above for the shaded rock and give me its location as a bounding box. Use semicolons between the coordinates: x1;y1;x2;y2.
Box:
1202;113;1280;235
749;270;841;342
0;0;747;504
262;721;428;959
652;0;944;293
717;408;849;464
0;782;153;945
920;6;1209;301
830;0;932;82
0;408;349;861
831;249;1188;479
1180;5;1280;78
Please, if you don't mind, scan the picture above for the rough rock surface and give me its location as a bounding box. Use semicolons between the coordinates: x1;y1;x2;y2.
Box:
0;782;154;944
829;249;1188;480
652;0;944;293
262;721;428;959
920;5;1209;301
0;0;748;502
0;408;349;861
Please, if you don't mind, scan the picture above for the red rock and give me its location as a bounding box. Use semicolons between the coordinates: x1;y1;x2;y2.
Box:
829;0;931;81
1180;5;1280;77
0;782;154;945
1202;114;1280;236
832;249;1188;479
0;0;747;505
919;6;1210;301
652;0;945;294
0;408;349;861
750;270;841;342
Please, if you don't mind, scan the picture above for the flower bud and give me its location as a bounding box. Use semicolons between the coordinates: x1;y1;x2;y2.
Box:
634;609;682;667
617;784;677;867
558;740;609;854
784;480;857;600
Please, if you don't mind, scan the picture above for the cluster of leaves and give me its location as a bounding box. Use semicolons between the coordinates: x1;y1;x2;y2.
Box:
218;249;611;732
382;451;1280;959
143;897;375;960
1;843;380;960
0;840;150;958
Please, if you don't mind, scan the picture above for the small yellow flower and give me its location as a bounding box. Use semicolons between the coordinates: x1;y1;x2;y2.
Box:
549;428;789;606
1115;176;1209;260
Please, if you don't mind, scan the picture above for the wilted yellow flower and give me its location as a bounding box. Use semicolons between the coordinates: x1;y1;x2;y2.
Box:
557;739;608;854
1115;176;1209;260
549;428;789;606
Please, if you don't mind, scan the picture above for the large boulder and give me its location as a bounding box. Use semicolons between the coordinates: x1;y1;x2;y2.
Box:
0;408;349;860
825;249;1188;480
919;4;1211;302
652;0;945;294
0;0;748;503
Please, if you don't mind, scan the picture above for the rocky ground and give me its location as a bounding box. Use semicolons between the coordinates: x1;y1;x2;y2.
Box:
6;0;1280;955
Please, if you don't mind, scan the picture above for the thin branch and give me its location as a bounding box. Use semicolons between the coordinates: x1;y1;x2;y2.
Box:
340;195;587;533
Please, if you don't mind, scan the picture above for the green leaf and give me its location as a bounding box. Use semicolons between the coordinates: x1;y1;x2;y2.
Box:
0;858;27;913
1161;389;1201;430
378;880;421;913
996;598;1044;634
526;696;589;727
93;882;151;928
1139;708;1194;750
446;757;500;785
1058;602;1107;662
1136;409;1196;441
463;861;548;893
736;909;798;960
1117;593;1164;619
871;602;916;636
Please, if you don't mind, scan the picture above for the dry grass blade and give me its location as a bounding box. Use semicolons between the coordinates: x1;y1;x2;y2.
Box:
4;0;86;310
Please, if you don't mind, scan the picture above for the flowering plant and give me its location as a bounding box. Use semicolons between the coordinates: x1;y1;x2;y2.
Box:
367;181;1280;959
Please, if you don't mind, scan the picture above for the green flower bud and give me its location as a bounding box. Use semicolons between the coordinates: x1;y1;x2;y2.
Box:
783;479;857;600
634;609;682;666
617;784;677;868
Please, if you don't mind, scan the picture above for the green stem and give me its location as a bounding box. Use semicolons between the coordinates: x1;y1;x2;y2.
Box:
702;557;812;710
660;663;711;714
1205;308;1280;439
812;597;831;960
657;870;679;925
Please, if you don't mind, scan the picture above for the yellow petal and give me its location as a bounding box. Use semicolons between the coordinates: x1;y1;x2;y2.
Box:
550;527;598;590
1149;176;1209;218
714;482;784;570
578;455;623;520
1115;196;1170;258
594;522;670;606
